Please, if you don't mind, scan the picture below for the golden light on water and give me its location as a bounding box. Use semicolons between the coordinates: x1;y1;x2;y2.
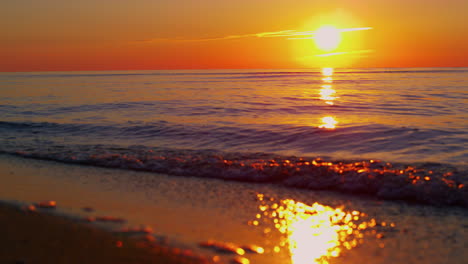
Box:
318;67;338;127
252;195;381;264
303;67;339;127
319;85;337;102
283;201;343;263
321;67;334;76
319;68;337;105
319;116;338;129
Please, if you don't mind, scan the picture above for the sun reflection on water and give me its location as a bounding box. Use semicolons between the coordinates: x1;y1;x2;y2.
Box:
318;67;338;127
284;201;344;263
319;85;337;102
252;194;385;264
321;67;334;77
319;116;338;129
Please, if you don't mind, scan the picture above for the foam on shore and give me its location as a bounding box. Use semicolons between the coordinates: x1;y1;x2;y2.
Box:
3;144;466;207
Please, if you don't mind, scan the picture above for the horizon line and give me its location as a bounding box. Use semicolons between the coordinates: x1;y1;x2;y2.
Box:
1;66;468;73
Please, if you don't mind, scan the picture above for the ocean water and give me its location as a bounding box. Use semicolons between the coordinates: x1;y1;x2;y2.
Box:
0;68;467;206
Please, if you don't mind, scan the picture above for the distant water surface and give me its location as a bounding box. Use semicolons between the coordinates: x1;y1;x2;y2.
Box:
1;68;467;206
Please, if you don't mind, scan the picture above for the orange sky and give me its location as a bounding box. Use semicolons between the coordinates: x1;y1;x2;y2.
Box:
1;0;467;71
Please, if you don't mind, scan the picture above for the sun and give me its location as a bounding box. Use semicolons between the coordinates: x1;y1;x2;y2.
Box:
314;25;341;52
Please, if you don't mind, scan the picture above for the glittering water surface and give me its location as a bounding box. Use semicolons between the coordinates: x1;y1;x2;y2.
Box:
250;194;392;264
1;68;466;163
0;68;467;206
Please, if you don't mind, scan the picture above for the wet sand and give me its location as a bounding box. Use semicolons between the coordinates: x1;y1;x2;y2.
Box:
0;202;209;264
0;154;467;264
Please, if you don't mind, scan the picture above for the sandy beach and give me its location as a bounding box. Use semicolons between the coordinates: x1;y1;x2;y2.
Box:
0;154;466;264
2;0;467;263
0;202;212;264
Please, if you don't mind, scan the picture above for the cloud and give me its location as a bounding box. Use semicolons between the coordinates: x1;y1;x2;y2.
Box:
341;27;373;32
133;27;373;44
314;49;375;57
134;30;298;44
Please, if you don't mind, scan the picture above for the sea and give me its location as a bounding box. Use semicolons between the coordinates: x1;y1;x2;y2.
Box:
0;68;467;207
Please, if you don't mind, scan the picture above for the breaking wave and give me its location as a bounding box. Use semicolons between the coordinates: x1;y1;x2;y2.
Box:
2;144;466;207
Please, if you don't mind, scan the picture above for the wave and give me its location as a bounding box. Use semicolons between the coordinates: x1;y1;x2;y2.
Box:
0;97;459;119
2;68;466;208
0;120;466;165
1;144;466;208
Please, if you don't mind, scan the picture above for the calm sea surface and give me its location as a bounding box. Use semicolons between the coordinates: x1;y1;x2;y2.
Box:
1;68;467;206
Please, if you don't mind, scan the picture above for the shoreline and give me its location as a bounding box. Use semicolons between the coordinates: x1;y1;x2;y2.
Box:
4;149;467;208
1;154;467;264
